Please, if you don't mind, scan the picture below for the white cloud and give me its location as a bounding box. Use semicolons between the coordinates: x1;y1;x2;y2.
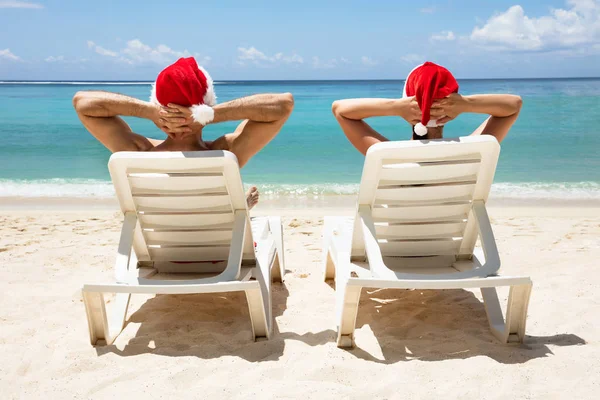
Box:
340;57;351;64
45;55;64;62
87;41;118;57
312;56;339;69
431;31;456;41
238;46;268;62
361;56;378;66
87;39;210;66
237;46;303;65
471;1;600;51
420;6;436;13
0;1;43;9
122;40;195;64
0;48;21;61
44;55;88;64
400;53;424;64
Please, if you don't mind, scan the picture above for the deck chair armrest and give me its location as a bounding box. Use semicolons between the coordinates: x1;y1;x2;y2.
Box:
115;212;137;283
358;205;396;279
216;209;246;281
472;200;501;275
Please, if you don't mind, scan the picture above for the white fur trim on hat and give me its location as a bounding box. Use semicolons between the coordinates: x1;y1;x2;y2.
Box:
198;66;217;106
149;82;158;104
402;63;423;98
190;104;215;125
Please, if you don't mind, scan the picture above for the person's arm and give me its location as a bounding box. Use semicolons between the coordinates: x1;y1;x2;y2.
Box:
331;97;421;155
73;91;187;152
209;93;295;124
432;94;523;143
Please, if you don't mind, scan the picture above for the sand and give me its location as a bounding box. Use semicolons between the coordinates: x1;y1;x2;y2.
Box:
1;203;599;399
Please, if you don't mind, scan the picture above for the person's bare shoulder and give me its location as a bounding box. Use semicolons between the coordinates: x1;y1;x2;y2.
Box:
207;136;231;152
133;135;162;151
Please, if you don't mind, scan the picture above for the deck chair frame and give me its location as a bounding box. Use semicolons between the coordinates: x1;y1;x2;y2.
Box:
82;151;285;345
323;137;532;348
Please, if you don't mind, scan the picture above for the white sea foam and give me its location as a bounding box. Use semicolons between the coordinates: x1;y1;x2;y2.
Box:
1;179;599;200
0;179;115;198
491;181;600;200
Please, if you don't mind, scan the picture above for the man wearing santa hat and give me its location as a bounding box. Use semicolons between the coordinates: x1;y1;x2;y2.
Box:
331;62;523;155
73;57;294;209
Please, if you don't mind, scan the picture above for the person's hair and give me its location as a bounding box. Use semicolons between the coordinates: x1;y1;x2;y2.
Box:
412;125;443;140
412;126;428;140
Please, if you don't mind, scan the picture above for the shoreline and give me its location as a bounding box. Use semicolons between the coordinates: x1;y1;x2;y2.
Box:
1;195;600;220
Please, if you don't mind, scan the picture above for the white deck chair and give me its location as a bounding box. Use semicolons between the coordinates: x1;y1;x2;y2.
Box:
82;151;285;345
323;136;532;348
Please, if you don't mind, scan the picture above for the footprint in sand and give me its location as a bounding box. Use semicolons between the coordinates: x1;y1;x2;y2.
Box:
288;221;302;228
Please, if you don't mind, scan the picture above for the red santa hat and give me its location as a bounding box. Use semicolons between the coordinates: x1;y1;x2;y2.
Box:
150;57;217;125
402;61;459;137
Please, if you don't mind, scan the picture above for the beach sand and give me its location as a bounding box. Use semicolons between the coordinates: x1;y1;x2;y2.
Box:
1;202;599;399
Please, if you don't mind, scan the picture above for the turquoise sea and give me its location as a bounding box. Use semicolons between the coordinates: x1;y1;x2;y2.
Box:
0;79;599;201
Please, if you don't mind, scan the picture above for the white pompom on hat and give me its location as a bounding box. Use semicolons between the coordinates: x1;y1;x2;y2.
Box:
150;57;217;125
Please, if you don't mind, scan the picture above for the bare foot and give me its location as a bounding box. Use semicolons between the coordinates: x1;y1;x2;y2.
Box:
246;186;259;210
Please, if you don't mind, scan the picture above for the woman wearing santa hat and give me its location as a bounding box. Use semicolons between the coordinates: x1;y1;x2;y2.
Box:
74;57;294;209
331;62;523;155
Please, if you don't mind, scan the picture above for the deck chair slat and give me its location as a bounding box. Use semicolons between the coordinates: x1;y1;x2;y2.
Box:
372;203;471;221
133;194;232;211
148;246;230;261
379;175;478;186
144;230;233;244
378;239;461;256
382;255;456;269
376;222;466;238
132;188;229;196
381;154;482;165
376;183;475;202
379;161;481;184
139;212;235;228
128;175;226;192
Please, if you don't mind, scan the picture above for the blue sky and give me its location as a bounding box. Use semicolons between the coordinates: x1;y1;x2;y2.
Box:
1;0;599;80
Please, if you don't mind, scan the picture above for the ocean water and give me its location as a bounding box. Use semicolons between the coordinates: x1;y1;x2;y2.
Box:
0;79;599;202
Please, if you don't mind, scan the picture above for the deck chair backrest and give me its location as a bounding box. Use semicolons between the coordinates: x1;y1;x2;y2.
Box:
352;136;500;261
108;151;254;266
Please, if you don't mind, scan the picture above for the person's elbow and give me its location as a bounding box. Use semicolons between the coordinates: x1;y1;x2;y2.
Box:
73;91;105;116
511;95;523;113
278;92;294;117
331;100;345;119
72;91;94;115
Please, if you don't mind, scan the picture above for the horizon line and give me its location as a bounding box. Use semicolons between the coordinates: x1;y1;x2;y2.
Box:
1;76;600;83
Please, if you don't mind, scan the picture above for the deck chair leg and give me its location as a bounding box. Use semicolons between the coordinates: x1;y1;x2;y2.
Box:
481;283;532;343
245;287;269;341
268;217;285;283
336;283;362;348
324;250;336;281
322;217;338;281
82;291;131;345
246;239;274;341
270;251;283;283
